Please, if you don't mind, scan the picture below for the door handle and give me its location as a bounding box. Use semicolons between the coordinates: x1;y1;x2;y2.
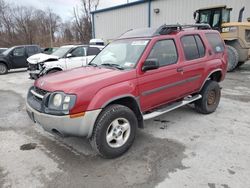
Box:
177;67;184;72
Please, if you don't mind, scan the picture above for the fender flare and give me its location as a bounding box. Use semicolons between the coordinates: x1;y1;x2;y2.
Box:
199;69;223;91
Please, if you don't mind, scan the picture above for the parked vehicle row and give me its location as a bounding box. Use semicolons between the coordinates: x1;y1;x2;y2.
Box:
27;45;104;79
26;24;228;158
0;45;41;74
0;39;105;75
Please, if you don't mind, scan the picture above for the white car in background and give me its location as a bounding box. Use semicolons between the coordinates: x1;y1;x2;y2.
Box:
27;44;103;79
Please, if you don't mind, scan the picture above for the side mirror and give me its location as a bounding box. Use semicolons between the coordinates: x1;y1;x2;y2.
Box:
66;53;73;58
142;59;159;72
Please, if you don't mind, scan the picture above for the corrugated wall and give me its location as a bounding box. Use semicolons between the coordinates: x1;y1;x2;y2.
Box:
93;0;250;40
94;3;148;41
151;0;250;27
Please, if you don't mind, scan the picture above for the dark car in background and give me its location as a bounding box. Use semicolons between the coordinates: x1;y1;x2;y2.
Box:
0;48;7;54
0;45;41;74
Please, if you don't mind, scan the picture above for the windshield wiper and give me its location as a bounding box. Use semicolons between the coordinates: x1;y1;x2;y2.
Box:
101;63;124;70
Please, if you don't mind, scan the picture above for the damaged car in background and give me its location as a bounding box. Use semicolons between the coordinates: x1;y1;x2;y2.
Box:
27;44;104;79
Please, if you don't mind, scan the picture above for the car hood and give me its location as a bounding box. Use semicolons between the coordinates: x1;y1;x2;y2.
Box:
35;66;136;93
27;53;59;64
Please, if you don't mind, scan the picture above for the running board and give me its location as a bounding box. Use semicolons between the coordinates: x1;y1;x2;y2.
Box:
143;94;202;120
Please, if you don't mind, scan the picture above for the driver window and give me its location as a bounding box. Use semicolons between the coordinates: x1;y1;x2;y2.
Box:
147;39;178;67
13;47;25;57
200;10;211;23
71;47;85;57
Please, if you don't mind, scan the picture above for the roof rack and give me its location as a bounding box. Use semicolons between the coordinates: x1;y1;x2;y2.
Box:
154;24;211;35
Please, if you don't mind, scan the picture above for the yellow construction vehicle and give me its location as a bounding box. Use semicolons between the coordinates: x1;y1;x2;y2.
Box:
194;5;250;71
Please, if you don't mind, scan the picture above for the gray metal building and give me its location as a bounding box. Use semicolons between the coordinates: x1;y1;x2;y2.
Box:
91;0;250;41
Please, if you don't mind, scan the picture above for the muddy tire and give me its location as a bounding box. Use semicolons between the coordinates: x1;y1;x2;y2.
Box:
195;80;221;114
90;104;137;158
226;45;239;72
0;63;8;75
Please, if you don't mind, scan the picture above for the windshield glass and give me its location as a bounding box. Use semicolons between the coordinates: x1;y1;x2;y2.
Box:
222;9;230;23
90;39;149;70
2;47;15;56
51;46;73;58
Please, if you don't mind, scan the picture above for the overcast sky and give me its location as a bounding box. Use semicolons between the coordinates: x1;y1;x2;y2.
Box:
8;0;136;21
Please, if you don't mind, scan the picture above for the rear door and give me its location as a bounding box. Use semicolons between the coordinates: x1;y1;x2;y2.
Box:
86;47;101;65
178;34;207;94
138;39;184;111
26;46;40;57
66;46;86;69
10;47;27;68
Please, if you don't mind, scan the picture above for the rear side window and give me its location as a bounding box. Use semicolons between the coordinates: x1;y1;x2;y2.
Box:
181;36;199;60
195;35;205;57
205;33;225;53
181;35;205;61
87;47;101;56
27;46;39;55
147;39;178;67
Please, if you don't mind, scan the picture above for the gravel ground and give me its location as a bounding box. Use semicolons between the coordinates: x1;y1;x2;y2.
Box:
0;63;250;188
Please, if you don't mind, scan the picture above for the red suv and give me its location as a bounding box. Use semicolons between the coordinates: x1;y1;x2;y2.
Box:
26;24;228;158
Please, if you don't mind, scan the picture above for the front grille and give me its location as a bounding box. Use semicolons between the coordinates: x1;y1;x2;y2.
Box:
34;87;48;96
28;64;39;71
246;30;250;43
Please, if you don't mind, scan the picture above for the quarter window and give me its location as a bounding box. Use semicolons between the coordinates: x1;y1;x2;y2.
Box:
147;39;178;67
205;33;225;53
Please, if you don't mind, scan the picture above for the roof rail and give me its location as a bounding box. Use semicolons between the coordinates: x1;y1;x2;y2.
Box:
154;24;211;35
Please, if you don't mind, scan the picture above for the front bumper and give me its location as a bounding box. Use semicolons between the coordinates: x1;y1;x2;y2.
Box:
26;102;101;138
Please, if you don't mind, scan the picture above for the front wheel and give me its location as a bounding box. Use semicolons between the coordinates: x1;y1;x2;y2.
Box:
0;63;8;75
90;104;137;158
195;80;221;114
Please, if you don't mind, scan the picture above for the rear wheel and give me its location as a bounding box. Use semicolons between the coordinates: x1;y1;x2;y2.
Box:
0;63;8;75
90;104;137;158
195;80;221;114
226;45;239;72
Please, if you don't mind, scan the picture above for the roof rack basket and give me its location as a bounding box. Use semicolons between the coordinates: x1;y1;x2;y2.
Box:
154;24;211;35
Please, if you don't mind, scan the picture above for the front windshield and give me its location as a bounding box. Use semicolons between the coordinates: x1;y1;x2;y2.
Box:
90;39;149;70
51;46;72;58
222;9;230;23
2;47;15;56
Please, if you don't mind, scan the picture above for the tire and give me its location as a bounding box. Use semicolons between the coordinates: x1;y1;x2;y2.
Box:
46;69;60;75
236;61;245;68
90;104;137;158
195;80;221;114
226;45;239;72
0;63;8;75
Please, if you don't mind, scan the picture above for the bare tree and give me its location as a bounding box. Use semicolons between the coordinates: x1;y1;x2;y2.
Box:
73;0;99;43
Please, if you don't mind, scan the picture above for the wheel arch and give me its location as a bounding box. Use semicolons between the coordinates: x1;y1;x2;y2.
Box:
199;69;223;91
102;95;144;128
0;61;9;70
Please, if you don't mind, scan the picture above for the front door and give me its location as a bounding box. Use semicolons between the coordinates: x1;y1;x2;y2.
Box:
138;39;184;112
10;47;27;68
66;46;86;69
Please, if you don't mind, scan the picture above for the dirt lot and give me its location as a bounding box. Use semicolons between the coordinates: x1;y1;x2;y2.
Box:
0;63;250;188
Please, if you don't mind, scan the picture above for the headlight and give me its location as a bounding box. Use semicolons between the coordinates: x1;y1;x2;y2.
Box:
47;92;76;114
53;93;63;107
222;26;237;33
